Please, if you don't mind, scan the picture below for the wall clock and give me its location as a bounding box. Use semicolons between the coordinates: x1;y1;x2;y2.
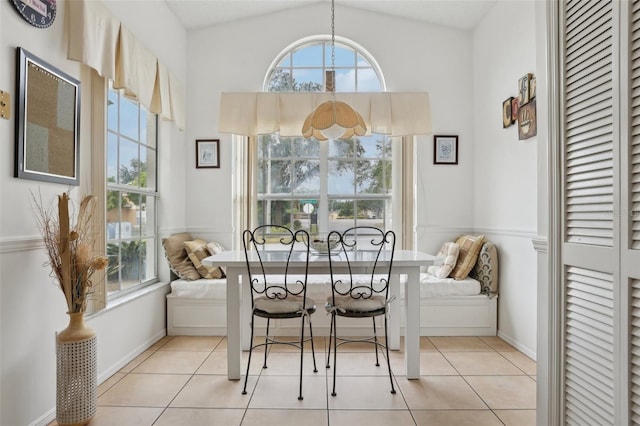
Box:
11;0;56;29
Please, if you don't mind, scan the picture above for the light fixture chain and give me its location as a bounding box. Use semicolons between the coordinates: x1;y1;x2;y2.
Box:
331;0;336;99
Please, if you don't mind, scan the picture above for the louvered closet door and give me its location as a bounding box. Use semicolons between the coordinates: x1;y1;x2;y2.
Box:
561;0;620;425
628;2;640;423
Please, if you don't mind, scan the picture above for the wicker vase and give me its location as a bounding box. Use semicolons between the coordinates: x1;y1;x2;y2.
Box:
56;312;97;426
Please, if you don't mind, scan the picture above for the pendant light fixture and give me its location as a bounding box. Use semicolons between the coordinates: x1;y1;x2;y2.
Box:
301;0;367;141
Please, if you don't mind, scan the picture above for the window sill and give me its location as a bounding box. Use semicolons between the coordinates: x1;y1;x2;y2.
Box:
87;281;170;320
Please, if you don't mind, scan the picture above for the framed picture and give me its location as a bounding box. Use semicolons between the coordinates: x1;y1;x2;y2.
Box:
518;73;532;106
15;47;81;185
433;135;458;165
518;99;537;140
503;97;514;128
529;77;537;100
196;139;220;168
511;97;519;123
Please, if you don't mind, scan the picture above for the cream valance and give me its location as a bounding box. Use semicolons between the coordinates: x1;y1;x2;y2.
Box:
67;0;185;130
218;92;432;137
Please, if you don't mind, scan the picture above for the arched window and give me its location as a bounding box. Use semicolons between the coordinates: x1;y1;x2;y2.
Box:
257;37;392;234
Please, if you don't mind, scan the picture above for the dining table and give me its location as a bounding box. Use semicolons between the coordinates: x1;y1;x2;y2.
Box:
203;248;438;380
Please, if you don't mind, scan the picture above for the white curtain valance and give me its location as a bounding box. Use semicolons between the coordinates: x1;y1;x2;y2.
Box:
67;0;185;130
218;92;432;137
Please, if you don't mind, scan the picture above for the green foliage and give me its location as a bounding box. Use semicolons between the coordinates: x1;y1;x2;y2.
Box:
107;241;146;281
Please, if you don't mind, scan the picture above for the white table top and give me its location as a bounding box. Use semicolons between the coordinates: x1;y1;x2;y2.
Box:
203;249;438;268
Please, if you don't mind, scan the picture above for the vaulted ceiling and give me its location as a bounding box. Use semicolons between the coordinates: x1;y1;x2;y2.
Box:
164;0;498;31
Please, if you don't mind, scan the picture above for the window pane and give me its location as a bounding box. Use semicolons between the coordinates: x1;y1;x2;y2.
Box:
294;138;319;157
106;190;121;241
268;69;294;91
269;160;291;193
328;139;354;158
293;160;320;194
292;69;323;91
293;44;323;66
106;242;121;293
257;159;268;193
329;199;355;224
277;53;291;67
141;195;155;237
118;138;138;186
107;133;118;183
328;160;355;195
270;138;291;158
257;200;293;227
119;97;139;140
334;68;355;92
357;159;390;194
358;68;382;92
326;45;355;67
359;136;381;158
142;238;155;282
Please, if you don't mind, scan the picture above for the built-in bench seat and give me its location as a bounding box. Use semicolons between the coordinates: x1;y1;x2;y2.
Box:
164;233;498;337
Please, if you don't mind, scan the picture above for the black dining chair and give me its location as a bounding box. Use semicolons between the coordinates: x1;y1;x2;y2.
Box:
325;226;396;396
241;225;318;400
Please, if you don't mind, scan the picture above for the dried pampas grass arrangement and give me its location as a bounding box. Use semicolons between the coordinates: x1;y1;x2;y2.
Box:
32;192;108;313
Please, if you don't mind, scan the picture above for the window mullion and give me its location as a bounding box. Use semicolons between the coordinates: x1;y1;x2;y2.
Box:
318;141;329;232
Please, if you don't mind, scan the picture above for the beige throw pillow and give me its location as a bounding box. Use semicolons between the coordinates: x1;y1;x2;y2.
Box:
450;234;485;280
162;233;201;281
427;242;460;279
185;239;224;279
206;241;227;275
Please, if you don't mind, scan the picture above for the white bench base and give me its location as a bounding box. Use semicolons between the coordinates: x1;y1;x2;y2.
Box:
167;291;497;337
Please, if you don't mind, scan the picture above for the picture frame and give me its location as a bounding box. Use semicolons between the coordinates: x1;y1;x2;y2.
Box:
15;47;81;185
196;139;220;168
518;73;532;106
518;99;537;140
433;135;458;165
503;97;514;128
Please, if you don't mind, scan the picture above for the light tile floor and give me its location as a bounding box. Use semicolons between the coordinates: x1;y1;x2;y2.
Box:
52;335;536;426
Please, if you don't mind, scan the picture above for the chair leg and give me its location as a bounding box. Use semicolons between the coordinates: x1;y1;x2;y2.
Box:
242;314;256;395
383;315;396;394
263;317;270;369
308;317;318;373
298;315;305;400
326;313;333;369
331;314;338;397
373;317;380;367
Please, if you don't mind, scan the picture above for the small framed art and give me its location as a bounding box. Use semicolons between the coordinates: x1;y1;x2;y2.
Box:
503;97;514;128
433;135;458;165
196;139;220;168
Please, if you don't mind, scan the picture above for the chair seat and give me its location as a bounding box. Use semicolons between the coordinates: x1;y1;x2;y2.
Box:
326;294;386;315
254;295;316;316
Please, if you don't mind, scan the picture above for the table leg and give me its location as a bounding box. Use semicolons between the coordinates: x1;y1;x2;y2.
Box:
388;273;401;350
241;271;251;350
226;267;241;380
405;267;420;379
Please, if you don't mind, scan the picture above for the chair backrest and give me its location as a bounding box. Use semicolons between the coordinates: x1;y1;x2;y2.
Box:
242;225;311;308
327;226;396;302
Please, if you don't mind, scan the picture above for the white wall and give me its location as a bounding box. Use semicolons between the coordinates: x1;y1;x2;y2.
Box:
472;1;538;357
0;0;187;424
185;3;476;252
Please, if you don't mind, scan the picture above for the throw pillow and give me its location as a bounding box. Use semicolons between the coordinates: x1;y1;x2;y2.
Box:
185;239;224;279
427;242;460;279
206;241;227;275
162;232;201;281
450;234;485;280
